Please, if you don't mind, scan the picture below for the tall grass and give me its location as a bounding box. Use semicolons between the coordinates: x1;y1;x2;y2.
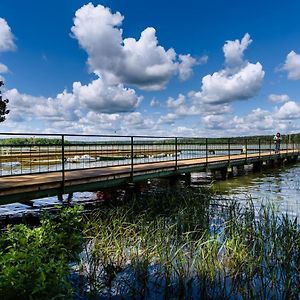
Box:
75;187;300;299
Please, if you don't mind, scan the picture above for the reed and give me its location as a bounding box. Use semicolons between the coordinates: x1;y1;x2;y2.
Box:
76;187;300;299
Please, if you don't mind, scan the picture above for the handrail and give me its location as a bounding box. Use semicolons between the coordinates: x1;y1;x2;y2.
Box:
0;132;298;180
0;132;292;140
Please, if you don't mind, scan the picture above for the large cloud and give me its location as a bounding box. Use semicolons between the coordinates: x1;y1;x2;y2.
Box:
5;78;141;125
193;33;265;104
0;18;16;53
73;79;141;113
283;51;300;80
199;100;300;136
276;101;300;119
122;112;155;131
0;11;144;134
0;18;16;77
71;3;198;90
166;92;231;117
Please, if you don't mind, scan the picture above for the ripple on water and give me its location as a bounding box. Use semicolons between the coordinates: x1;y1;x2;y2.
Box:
213;162;300;218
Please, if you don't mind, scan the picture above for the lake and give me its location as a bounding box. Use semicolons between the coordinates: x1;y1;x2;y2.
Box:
211;161;300;218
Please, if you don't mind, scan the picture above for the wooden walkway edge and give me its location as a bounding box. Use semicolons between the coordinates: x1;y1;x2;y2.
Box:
0;150;299;203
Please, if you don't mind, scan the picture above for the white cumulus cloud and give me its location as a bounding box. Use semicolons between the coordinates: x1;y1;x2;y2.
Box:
193;33;264;105
178;54;198;81
223;33;252;68
0;18;16;77
283;51;300;80
268;94;290;103
276;101;300;120
0;62;8;73
4;77;142;126
73;78;141;113
158;113;178;124
71;3;197;91
0;18;16;53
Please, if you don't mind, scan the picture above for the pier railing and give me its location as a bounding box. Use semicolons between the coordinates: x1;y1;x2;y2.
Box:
0;133;298;178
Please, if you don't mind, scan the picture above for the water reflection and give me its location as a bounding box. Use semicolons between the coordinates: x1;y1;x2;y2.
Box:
212;162;300;218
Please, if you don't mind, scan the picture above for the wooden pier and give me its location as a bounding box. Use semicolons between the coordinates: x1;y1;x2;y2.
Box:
0;148;299;204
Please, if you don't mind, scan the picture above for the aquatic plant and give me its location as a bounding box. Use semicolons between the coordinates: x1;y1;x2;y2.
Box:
78;187;300;299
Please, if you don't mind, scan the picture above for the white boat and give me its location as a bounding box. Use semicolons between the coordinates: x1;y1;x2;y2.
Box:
0;161;21;168
66;155;97;163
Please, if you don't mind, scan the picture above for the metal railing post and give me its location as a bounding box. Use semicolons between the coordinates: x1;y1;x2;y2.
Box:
270;138;272;156
175;137;178;171
228;138;231;163
205;138;208;167
131;136;134;180
258;138;261;160
61;134;65;192
293;137;295;153
245;138;248;162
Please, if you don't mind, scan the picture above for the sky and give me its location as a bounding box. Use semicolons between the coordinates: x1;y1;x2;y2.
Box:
0;0;300;137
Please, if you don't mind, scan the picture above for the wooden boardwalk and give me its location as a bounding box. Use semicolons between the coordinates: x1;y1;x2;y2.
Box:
0;149;299;203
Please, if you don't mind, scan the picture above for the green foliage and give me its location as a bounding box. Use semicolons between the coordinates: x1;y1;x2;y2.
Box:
0;137;71;146
0;80;9;123
0;205;84;300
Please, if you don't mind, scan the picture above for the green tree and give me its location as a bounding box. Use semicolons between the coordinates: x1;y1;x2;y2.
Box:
0;80;9;122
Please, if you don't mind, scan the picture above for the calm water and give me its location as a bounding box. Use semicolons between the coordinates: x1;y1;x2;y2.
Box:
211;161;300;218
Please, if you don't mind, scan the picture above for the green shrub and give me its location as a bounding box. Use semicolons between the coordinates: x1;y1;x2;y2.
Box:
0;205;84;300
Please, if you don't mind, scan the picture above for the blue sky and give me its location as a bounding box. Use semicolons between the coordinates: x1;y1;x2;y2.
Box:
0;0;300;137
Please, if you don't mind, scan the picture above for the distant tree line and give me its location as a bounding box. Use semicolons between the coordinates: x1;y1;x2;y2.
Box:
0;138;71;146
0;134;300;146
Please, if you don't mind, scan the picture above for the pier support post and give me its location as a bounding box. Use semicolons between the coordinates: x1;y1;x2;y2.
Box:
125;182;142;202
219;167;228;180
235;165;245;176
253;161;263;172
169;175;180;187
271;157;284;167
227;166;233;179
184;173;191;186
67;192;73;202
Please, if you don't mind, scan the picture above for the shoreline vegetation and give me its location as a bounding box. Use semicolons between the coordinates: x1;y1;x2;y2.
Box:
1;187;300;299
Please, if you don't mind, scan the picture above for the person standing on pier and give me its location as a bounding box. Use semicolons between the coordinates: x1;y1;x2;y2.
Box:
274;132;281;153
